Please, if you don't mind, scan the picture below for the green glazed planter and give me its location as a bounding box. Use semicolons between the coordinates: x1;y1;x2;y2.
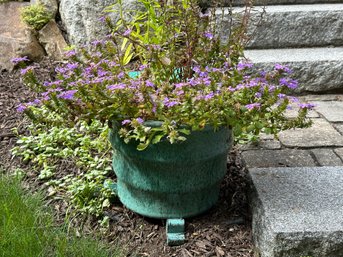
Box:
109;122;232;219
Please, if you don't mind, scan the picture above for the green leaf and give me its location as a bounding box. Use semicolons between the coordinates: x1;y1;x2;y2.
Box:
152;134;164;144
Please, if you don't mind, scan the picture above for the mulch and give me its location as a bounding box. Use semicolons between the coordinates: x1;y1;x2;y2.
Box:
0;58;254;257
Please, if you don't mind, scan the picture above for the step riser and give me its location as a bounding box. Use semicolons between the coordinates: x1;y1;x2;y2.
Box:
201;0;342;7
245;48;343;93
217;5;343;49
252;61;343;93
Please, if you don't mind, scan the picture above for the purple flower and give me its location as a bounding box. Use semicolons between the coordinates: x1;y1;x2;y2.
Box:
245;103;261;110
33;99;41;105
123;29;132;36
121;119;131;125
55;66;67;74
66;63;79;70
288;96;300;103
163;97;179;108
117;72;125;79
279;78;298;89
107;83;126;90
277;93;286;99
145;80;154;87
97;69;108;77
136;118;144;124
255;92;262;98
176;90;184;96
204;32;214;40
192;66;201;73
199;71;208;78
274;63;292;73
139;64;147;71
298;103;316;109
17;104;27;112
237;62;253;71
64;49;76;57
204;92;214;100
20;66;34;75
166;101;178;107
99;16;106;23
11;56;29;64
43;80;63;87
91;40;102;47
58;90;78;100
175;82;186;88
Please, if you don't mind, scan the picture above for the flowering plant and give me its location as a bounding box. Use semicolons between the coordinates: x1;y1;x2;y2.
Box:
18;0;312;150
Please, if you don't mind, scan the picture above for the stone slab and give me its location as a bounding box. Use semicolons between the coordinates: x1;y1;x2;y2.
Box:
284;107;319;119
242;149;317;168
279;119;343;148
311;149;342;166
303;94;343;102
334;124;343;135
334;148;343;161
244;47;343;93
238;139;281;151
312;101;343;122
249;167;343;257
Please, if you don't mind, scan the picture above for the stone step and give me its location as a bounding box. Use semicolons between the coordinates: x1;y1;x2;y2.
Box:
244;47;343;93
226;4;343;49
203;0;342;7
249;167;343;257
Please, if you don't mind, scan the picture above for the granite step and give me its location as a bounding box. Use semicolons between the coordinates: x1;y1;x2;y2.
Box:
204;0;343;7
249;167;343;257
218;4;343;49
244;47;343;93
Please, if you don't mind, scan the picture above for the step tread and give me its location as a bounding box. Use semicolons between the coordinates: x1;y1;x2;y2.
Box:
249;166;343;256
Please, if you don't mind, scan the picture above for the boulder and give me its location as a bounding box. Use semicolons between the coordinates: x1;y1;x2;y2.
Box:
30;0;58;18
38;20;67;60
59;0;140;46
0;2;45;71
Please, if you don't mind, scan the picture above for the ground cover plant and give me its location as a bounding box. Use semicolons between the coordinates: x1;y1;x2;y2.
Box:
11;109;115;220
0;171;120;257
20;2;53;30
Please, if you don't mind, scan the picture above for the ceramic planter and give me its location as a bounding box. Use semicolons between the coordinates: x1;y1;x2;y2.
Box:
109;122;232;219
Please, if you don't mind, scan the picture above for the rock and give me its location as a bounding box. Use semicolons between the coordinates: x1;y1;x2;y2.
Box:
311;101;343;122
0;2;45;71
278;119;343;148
242;149;317;168
38;20;67;60
249;167;343;257
59;0;140;46
311;149;342;166
30;0;58;17
245;47;343;93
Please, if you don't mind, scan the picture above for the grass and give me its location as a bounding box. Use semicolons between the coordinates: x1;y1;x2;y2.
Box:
0;171;120;257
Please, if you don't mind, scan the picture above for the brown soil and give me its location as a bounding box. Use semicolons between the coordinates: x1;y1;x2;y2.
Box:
0;58;254;257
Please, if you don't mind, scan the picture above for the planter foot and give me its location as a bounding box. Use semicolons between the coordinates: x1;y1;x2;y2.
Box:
166;219;185;246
